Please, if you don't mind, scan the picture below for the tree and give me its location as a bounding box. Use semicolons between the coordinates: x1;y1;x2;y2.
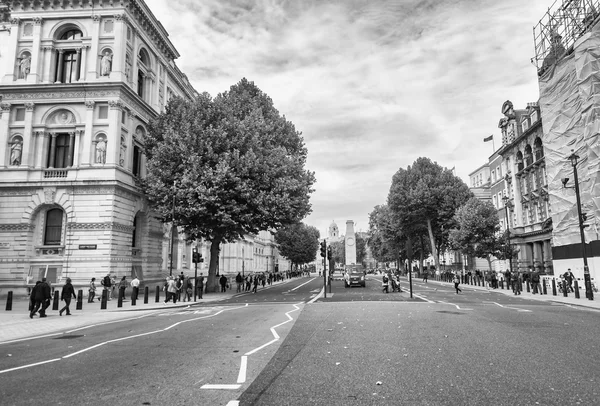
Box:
356;234;367;266
449;197;504;272
143;79;316;291
388;158;472;273
274;223;320;269
330;239;345;267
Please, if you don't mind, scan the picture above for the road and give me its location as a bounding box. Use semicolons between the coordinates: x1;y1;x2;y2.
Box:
1;274;599;406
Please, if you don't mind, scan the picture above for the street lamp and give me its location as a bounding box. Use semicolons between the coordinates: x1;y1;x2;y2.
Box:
169;180;177;276
502;195;514;276
567;150;593;300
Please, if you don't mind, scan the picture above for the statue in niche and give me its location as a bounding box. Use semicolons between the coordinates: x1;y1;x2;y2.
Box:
125;54;132;82
18;55;31;79
119;142;126;166
10;140;22;165
100;51;112;76
95;139;106;164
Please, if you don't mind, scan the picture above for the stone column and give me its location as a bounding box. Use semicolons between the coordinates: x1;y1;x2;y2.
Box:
28;17;43;83
41;46;53;83
2;19;20;83
130;28;138;90
106;100;122;165
55;50;65;83
82;101;95;165
543;239;554;275
34;131;47;168
48;48;58;83
48;133;57;168
74;48;82;81
88;15;101;79
79;45;89;81
67;131;75;167
21;103;35;167
72;129;83;167
0;103;11;166
111;14;126;82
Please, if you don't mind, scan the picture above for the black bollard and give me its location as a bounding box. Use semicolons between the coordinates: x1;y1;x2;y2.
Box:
543;280;547;295
563;281;568;297
526;281;531;293
117;288;123;308
552;279;557;296
52;291;60;310
101;289;107;310
5;291;13;311
131;292;136;306
144;286;149;304
574;280;580;299
155;286;160;303
76;289;83;310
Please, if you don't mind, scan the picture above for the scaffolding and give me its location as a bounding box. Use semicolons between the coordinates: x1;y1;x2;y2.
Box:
533;0;600;75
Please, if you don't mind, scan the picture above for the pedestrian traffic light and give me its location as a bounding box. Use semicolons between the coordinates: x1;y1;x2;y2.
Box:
320;240;326;258
327;246;332;260
581;212;590;228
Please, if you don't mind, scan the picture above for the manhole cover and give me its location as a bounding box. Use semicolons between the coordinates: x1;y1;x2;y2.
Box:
54;335;84;339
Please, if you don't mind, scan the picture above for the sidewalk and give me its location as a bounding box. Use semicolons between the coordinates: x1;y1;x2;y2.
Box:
1;276;301;344
417;277;600;310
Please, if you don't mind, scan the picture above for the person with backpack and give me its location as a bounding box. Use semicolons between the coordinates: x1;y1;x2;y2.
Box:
382;273;389;293
453;274;462;294
531;268;541;294
101;273;112;300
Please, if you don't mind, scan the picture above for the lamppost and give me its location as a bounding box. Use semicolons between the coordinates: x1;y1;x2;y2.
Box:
568;150;593;300
169;180;177;276
502;195;514;276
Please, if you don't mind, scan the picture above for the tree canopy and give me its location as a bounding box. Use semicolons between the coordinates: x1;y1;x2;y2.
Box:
143;78;316;290
274;223;320;267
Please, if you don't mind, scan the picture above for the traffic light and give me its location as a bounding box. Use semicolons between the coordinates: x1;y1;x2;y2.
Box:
192;248;203;263
320;240;326;258
581;212;590;228
327;246;332;260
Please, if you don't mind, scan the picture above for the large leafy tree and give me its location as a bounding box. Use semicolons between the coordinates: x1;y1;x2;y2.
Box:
327;235;366;268
449;197;506;272
274;223;320;269
143;79;316;291
388;158;472;272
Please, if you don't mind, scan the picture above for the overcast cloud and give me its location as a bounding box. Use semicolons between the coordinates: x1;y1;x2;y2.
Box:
148;0;551;236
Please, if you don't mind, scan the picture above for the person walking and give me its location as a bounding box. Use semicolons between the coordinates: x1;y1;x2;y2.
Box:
382;273;389;293
197;273;204;299
245;275;251;292
39;278;52;317
29;281;43;318
220;274;228;292
511;271;521;295
453;274;462;294
183;278;192;302
130;275;140;301
88;277;97;303
118;276;127;301
235;272;243;293
531;269;541;294
564;269;575;292
165;276;178;304
261;274;266;288
59;277;77;316
252;275;259;293
422;270;428;283
101;273;112;300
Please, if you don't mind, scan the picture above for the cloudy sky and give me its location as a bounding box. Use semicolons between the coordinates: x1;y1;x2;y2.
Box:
148;0;551;236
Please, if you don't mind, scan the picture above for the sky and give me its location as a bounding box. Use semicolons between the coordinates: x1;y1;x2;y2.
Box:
148;0;552;237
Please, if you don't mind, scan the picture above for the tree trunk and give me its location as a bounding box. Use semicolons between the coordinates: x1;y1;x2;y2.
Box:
206;237;221;293
426;218;440;273
487;255;493;273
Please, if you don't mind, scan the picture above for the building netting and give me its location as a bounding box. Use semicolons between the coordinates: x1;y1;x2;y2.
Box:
538;30;600;249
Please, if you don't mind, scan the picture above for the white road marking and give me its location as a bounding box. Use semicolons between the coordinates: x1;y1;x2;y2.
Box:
0;358;61;375
412;293;435;303
493;302;532;312
200;384;241;390
237;355;248;383
307;287;324;304
288;278;316;292
438;301;473;310
226;401;240;406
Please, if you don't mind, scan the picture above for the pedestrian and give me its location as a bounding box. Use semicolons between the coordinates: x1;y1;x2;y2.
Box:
220;274;228;292
382;273;389;293
118;276;127;300
165;276;178;304
88;277;97;303
39;278;52;316
261;274;266;288
175;276;183;301
423;270;428;283
252;275;259;293
511;271;521;295
564;269;575;292
453;274;462;294
531;269;541;294
111;275;117;299
130;275;140;300
197;273;204;299
101;273;112;300
245;275;251;292
29;281;43;318
236;272;243;293
59;277;77;316
183;278;192;301
491;271;498;289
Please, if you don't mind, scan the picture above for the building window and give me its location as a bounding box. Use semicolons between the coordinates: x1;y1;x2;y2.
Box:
54;28;83;83
47;133;73;168
132;214;138;248
493;195;497;208
44;208;63;245
132;145;141;176
531;111;538;123
61;51;78;83
14;108;25;121
61;29;82;40
522;204;529;225
137;71;145;98
97;104;108;120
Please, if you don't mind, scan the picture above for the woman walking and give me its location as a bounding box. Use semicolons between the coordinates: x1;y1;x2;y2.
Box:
88;277;97;303
118;276;127;300
453;274;462;294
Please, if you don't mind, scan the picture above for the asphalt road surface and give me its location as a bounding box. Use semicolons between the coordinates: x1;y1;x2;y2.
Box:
1;275;599;406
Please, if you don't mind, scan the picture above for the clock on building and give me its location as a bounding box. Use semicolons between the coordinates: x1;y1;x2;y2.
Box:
346;237;355;246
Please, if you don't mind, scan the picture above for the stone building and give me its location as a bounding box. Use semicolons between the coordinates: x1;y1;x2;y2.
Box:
0;0;289;295
497;100;553;275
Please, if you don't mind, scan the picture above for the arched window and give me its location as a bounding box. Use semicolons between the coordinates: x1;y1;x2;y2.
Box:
53;27;83;83
534;137;544;160
44;208;63;245
524;144;533;167
137;48;151;100
516;151;524;172
60;29;82;40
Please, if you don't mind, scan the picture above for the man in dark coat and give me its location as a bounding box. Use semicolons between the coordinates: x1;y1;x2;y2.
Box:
219;274;228;292
196;273;204;299
29;281;42;318
39;278;52;317
59;277;77;316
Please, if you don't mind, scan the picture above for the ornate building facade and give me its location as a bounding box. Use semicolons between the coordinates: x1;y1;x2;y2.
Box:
497;100;553;274
0;0;289;294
